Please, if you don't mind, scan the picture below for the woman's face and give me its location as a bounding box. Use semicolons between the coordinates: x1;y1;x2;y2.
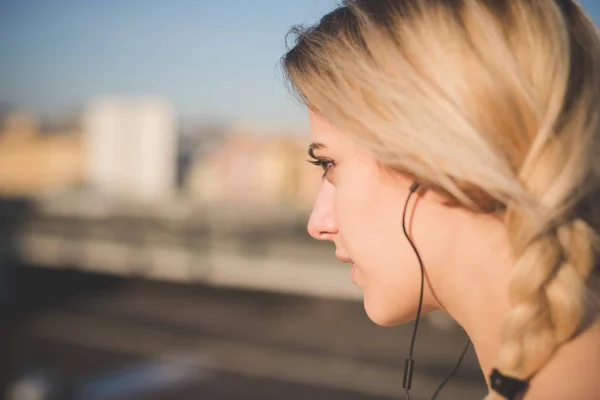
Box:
307;110;458;326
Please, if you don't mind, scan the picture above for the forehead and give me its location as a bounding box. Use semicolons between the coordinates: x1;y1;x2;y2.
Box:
308;110;347;145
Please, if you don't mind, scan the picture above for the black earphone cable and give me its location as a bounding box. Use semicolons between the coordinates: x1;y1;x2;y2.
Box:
430;337;471;400
401;182;472;400
401;182;425;400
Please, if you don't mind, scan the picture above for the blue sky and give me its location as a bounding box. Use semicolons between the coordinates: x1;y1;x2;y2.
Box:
1;0;600;129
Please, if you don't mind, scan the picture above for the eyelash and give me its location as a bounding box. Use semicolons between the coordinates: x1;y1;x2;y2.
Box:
308;158;335;179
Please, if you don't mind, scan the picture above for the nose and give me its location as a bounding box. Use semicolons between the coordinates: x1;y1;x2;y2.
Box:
307;181;338;241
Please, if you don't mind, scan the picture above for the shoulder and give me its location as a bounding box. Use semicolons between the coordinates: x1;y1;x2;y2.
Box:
523;318;600;400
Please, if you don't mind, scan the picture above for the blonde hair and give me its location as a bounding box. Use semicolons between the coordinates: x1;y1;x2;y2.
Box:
282;0;600;398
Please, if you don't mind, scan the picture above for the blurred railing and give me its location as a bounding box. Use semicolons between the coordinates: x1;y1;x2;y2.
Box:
7;192;365;301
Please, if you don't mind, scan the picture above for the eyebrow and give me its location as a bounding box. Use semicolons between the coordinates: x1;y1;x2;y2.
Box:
307;142;326;158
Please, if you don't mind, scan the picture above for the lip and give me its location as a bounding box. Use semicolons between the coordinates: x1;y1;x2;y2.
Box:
335;255;354;264
336;254;358;284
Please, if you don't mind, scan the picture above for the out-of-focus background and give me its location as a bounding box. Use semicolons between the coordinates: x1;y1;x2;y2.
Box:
1;1;599;399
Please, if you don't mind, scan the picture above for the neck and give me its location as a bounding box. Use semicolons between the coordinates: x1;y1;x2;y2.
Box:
437;213;514;381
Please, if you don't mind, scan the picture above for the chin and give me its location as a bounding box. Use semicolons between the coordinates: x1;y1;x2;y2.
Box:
363;297;411;327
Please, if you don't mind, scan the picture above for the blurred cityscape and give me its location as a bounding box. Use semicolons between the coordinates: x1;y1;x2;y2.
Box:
0;99;321;208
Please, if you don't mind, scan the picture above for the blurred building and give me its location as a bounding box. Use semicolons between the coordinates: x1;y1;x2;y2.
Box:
185;128;321;210
83;97;177;203
0;111;85;197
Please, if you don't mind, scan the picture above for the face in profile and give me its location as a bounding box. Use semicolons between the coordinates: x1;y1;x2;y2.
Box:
306;110;464;326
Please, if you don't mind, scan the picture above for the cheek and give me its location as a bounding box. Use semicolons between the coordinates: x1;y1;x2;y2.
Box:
333;168;382;245
332;171;452;326
333;168;408;267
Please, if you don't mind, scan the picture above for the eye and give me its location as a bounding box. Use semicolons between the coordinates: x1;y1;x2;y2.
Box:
308;158;335;179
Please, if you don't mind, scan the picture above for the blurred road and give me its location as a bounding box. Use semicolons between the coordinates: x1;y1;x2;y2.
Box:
2;266;489;400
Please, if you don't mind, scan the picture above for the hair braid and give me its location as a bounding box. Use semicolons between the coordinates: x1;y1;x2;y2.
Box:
484;2;600;398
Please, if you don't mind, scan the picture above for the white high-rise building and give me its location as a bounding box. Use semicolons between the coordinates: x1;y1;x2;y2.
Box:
84;97;177;203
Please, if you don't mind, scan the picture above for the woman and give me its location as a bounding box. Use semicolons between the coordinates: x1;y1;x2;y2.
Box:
281;0;600;399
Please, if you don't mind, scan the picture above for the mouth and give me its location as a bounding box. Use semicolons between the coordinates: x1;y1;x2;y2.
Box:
335;253;358;284
335;254;354;264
